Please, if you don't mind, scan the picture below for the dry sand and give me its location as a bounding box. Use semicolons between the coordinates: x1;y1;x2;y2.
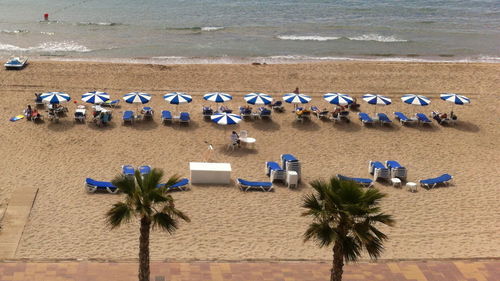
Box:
0;61;499;261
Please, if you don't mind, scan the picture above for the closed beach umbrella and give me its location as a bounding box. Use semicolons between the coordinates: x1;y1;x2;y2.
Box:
41;92;71;104
244;93;273;105
362;94;391;114
211;112;242;125
163;92;192;104
401;94;431;106
324;93;353;105
123;92;151;104
82;91;110;104
203;92;232;103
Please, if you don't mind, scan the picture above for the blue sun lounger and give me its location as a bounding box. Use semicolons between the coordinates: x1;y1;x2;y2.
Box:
265;161;285;182
358;112;373;124
385;160;407;180
157;178;190;191
377;113;392;124
139;165;151;176
122;165;135;177
237;178;274;192
336;174;374;187
161;110;172;123
416;113;432;124
369;161;391;180
394;112;417;125
179;112;190;123
123;110;134;124
420;174;453;189
259;107;272;119
103;100;120;107
85;178;118;193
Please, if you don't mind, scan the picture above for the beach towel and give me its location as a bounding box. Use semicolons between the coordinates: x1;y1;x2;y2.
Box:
9;115;24;122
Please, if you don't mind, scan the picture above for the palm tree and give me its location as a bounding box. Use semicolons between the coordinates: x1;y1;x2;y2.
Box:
106;168;190;281
302;177;394;281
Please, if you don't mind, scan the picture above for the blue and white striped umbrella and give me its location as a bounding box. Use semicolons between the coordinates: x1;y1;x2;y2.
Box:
323;93;354;105
362;94;392;105
203;92;232;103
401;94;431;106
82;91;110;104
123;92;151;104
244;92;273;105
163;92;192;104
440;93;470;105
283;93;312;104
211;113;242;125
40;92;71;104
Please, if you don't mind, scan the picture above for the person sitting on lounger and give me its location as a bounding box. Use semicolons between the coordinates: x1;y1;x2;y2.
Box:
450;111;457;120
231;131;240;147
31;109;41;120
440;112;448;119
24;105;33;120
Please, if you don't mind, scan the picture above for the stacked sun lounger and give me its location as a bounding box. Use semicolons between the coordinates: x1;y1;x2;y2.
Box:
385;160;407;181
281;154;301;180
265;161;286;182
368;161;391;181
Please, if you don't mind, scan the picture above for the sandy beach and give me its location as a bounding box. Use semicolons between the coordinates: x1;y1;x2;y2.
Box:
0;60;498;261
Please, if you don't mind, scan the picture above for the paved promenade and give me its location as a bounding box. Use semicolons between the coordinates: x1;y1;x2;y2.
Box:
0;260;498;281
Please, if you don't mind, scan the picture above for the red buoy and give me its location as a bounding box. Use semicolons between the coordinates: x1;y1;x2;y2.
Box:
44;13;49;21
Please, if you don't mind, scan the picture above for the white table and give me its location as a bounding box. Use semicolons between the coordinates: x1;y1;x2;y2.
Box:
239;137;256;148
391;178;402;187
406;182;417;192
190;162;231;185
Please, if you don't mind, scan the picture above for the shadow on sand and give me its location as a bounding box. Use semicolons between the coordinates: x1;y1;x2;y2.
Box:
449;121;480;133
250;119;281;131
291;119;321;131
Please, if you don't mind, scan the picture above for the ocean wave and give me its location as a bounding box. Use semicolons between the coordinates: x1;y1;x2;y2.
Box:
40;31;55;36
0;41;91;53
1;29;29;35
277;35;340;41
165;26;224;32
201;26;224;31
277;34;407;42
77;22;121;26
347;34;407;42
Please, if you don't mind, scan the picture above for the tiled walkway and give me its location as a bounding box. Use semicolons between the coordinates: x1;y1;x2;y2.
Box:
0;260;498;281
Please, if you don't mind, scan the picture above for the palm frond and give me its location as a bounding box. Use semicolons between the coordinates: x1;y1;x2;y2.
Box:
151;212;178;233
106;202;133;229
111;175;136;195
303;176;394;264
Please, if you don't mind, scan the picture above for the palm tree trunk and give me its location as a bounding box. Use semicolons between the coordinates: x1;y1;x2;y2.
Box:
331;241;344;281
138;216;151;281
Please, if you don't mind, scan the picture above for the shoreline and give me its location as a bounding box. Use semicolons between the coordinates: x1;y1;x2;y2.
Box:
3;55;500;65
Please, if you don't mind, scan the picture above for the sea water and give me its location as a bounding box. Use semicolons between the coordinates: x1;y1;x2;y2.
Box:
0;0;499;63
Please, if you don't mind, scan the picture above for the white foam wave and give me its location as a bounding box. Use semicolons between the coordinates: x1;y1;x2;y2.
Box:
347;34;407;42
1;29;29;34
201;26;224;31
40;31;55;36
277;34;407;43
277;35;340;41
77;22;119;26
0;41;91;53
